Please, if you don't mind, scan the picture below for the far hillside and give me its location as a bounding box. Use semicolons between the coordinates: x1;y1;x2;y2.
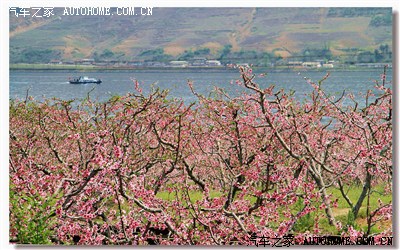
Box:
9;7;392;65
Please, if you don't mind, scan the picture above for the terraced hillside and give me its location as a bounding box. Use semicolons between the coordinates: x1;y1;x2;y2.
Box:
9;7;392;62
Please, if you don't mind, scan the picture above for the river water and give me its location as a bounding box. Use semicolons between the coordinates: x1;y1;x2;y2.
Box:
9;69;392;106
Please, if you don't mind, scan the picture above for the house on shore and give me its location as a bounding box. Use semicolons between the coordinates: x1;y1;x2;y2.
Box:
48;60;62;65
191;57;207;66
169;61;189;68
302;62;321;68
75;58;95;65
206;60;222;67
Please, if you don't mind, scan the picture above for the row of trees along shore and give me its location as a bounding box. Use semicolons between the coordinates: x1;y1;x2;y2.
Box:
11;44;392;65
10;66;392;245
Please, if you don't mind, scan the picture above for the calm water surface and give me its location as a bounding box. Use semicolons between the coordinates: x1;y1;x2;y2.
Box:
10;69;392;106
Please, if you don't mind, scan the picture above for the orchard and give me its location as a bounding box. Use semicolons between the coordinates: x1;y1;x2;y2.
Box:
9;66;392;245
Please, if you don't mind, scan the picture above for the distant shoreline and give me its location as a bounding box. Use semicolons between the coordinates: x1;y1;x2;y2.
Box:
10;63;390;73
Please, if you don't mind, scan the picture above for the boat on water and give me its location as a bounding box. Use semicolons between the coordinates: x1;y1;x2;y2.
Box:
69;76;101;84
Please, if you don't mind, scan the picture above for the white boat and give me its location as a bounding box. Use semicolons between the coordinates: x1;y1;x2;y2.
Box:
69;76;101;84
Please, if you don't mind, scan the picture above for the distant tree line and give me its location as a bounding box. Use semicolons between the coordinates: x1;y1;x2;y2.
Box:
369;14;392;27
217;45;276;66
178;48;211;61
298;47;333;62
355;44;392;63
327;7;391;19
10;43;392;65
93;49;125;61
326;8;391;27
130;46;278;67
10;47;61;64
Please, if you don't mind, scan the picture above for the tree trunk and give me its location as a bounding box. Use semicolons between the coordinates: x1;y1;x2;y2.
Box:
309;171;336;226
352;164;372;219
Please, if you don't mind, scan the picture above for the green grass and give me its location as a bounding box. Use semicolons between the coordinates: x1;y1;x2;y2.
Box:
155;183;392;235
330;183;392;211
304;183;392;234
156;190;223;203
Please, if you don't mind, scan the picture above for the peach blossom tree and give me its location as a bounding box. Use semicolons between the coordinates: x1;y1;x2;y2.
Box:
9;66;392;245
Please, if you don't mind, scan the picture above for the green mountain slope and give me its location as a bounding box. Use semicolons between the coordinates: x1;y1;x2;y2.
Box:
9;7;392;63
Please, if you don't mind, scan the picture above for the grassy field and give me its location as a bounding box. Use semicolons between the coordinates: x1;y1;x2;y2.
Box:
155;183;392;235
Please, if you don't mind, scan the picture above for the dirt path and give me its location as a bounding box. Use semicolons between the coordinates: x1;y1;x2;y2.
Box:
10;18;55;38
332;207;350;217
228;8;257;51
